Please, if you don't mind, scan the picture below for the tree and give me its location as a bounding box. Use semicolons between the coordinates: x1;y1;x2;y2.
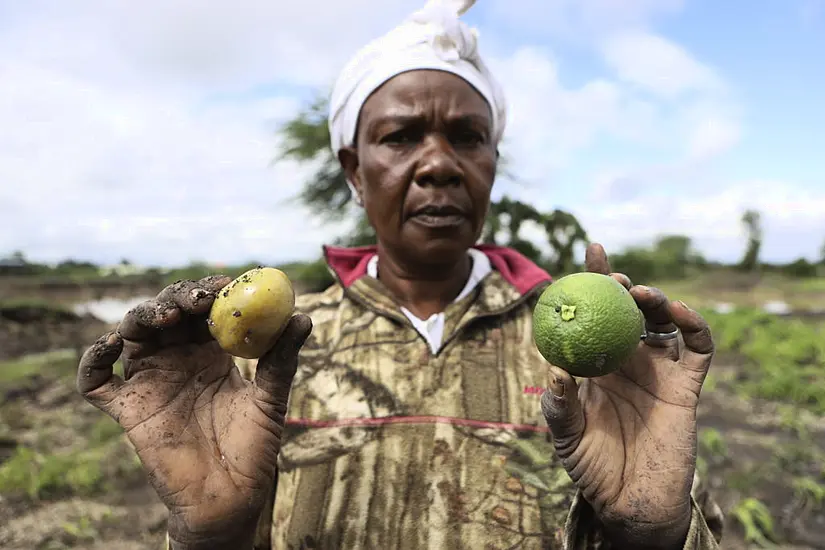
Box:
9;250;27;264
276;94;375;246
483;197;540;245
820;239;825;266
542;209;589;274
651;235;705;280
481;196;589;273
276;95;351;220
738;209;762;272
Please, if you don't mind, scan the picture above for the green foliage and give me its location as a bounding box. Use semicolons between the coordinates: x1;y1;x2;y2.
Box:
780;257;819;278
731;498;777;547
738;209;763;272
609;246;659;284
609;235;706;285
0;418;137;500
701;307;825;413
792;476;825;509
276;94;353;221
334;212;376;247
293;259;336;293
483;196;589;273
699;427;728;460
0;349;79;387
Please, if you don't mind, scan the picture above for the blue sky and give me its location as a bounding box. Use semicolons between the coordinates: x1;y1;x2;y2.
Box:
668;0;824;187
0;0;823;267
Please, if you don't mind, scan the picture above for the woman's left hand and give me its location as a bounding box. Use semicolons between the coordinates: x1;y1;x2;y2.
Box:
541;243;715;549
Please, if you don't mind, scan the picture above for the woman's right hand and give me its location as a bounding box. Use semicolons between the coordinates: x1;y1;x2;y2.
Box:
76;276;312;550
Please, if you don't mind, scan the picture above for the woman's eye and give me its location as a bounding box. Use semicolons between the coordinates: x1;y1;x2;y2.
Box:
382;130;418;145
454;131;484;146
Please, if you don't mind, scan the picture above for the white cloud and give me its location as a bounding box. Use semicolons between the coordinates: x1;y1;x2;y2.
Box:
490;47;643;181
0;0;821;269
483;0;684;43
0;1;426;266
0;55;318;265
489;37;739;196
1;0;424;93
482;28;825;263
577;181;825;263
602;30;725;98
686;111;742;161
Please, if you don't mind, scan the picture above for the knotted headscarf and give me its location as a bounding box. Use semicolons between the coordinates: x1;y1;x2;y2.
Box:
328;0;507;201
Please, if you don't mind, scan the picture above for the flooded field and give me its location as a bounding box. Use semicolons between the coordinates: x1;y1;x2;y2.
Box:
1;276;825;549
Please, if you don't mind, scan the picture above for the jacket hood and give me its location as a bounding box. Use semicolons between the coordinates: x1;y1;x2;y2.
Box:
322;244;551;296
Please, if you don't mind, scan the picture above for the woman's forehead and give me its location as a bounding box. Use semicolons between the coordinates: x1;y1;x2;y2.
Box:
360;70;492;122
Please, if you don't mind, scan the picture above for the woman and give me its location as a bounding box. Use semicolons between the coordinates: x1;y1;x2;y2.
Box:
77;1;724;548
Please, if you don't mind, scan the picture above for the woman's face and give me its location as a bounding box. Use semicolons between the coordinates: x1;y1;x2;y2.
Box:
340;69;498;268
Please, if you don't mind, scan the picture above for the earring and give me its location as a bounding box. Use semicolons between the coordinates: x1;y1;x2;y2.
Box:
346;179;363;207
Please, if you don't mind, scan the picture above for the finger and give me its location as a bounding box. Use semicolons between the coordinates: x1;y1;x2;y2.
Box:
153;315;214;349
117;300;181;341
541;365;585;462
156;280;215;316
197;274;234;294
610;272;632;290
150;275;232;344
77;331;126;417
670;301;714;361
156;275;232;316
585;243;611;275
252;314;313;420
630;285;677;333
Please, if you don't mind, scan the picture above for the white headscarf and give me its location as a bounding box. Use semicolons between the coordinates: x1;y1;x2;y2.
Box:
328;0;507;202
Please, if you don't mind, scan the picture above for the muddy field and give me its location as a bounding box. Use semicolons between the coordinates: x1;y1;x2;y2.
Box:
1;281;824;549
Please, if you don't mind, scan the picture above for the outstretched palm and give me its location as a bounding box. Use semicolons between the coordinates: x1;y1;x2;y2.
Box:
77;277;312;547
542;244;714;547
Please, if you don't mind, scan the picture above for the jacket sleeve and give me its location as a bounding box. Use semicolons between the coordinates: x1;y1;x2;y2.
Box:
562;472;724;549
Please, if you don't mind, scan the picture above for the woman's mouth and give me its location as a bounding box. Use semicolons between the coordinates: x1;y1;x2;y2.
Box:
410;205;468;228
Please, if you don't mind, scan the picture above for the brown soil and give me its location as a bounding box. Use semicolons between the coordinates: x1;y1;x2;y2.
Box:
0;305;111;361
0;375;168;550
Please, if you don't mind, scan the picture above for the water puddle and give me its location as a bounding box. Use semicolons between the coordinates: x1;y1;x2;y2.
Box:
72;296;153;324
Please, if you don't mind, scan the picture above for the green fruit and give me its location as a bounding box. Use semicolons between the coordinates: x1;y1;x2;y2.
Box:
532;272;643;378
208;267;295;359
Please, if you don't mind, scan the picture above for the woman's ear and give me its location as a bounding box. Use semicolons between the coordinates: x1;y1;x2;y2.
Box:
338;147;363;205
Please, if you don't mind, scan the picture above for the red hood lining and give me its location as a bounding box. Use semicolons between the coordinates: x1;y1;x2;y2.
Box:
322;244;551;296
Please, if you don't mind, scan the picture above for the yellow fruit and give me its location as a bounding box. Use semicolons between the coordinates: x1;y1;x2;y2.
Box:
208;267;296;359
532;272;643;378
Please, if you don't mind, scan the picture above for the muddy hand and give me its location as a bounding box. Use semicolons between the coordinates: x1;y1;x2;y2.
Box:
76;276;312;548
541;243;714;549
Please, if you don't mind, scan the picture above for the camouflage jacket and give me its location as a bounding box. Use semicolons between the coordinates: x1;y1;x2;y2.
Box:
167;245;724;550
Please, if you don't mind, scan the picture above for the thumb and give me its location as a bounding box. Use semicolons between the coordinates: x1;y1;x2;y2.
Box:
252;313;313;420
541;365;585;461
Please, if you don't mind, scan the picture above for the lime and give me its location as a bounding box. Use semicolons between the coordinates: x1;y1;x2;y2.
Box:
532;272;644;377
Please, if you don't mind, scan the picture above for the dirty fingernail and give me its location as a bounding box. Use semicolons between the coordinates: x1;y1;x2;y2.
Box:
190;288;210;302
550;376;565;397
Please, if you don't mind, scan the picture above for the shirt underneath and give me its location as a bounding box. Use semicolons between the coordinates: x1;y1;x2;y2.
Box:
365;248;492;354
